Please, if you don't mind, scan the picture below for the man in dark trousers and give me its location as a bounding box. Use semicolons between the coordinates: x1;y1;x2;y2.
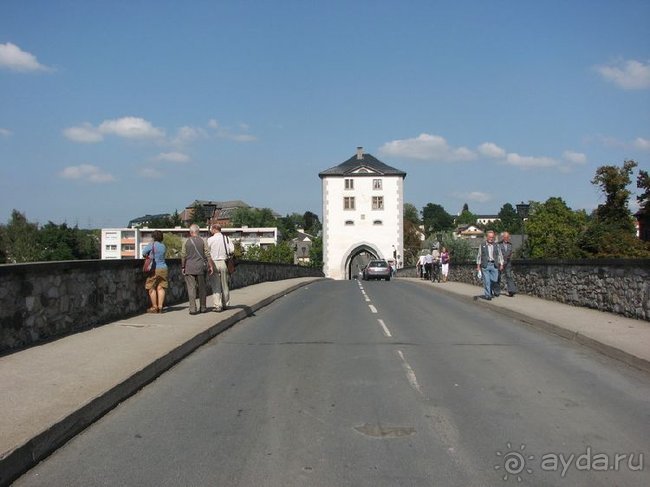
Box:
499;231;517;297
476;230;504;300
181;224;210;314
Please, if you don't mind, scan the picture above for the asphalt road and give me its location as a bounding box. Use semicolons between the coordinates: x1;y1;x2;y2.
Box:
15;280;650;486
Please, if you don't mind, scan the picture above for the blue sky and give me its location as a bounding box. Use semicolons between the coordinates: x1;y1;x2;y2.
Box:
1;0;649;228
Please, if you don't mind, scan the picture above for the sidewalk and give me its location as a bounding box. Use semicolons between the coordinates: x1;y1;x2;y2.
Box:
0;277;324;487
404;277;650;375
2;277;649;486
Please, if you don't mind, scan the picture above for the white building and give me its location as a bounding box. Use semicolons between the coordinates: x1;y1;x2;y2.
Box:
100;227;278;259
319;147;406;280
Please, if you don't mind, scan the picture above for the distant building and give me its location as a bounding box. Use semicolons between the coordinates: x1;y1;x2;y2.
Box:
319;147;406;280
101;226;278;260
292;229;315;265
455;224;484;239
475;214;499;226
127;213;172;228
180;200;252;227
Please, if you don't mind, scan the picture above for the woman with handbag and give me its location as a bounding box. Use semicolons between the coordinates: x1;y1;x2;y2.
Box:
142;230;168;313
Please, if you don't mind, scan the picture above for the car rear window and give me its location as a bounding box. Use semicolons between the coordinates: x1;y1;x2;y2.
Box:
370;261;387;267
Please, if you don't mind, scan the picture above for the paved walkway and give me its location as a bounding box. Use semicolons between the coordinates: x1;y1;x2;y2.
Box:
1;276;649;486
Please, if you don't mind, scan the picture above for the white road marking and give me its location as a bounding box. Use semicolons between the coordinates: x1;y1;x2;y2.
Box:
377;319;392;337
396;350;423;396
368;304;378;313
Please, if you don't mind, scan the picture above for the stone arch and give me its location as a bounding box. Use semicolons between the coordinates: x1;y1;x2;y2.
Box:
342;242;383;280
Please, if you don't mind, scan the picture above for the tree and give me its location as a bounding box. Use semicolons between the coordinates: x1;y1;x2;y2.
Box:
637;169;649;216
38;222;76;261
162;232;183;258
309;236;323;269
455;203;476;225
230;207;277;228
579;160;650;257
591;160;637;232
402;203;422;266
497;203;522;234
189;203;211;226
421;203;455;237
403;203;420;225
3;210;40;263
524;198;587;259
303;211;322;235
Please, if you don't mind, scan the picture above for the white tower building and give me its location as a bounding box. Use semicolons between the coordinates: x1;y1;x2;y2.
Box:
319;147;406;280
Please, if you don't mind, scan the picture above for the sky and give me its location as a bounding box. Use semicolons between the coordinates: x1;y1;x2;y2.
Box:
1;0;649;229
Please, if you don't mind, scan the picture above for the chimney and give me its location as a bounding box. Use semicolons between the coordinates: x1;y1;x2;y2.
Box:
356;146;364;160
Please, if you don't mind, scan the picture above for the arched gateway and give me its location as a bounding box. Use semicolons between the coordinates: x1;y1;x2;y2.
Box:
319;147;406;280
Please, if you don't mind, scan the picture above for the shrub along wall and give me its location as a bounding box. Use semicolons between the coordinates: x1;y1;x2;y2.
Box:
0;259;323;354
397;259;650;321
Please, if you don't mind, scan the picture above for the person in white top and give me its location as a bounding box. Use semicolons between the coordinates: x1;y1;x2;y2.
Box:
206;224;235;311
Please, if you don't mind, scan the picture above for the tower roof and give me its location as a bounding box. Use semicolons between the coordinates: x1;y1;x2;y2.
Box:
319;147;406;178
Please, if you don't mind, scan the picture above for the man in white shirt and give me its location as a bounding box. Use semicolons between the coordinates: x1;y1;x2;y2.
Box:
206;224;235;311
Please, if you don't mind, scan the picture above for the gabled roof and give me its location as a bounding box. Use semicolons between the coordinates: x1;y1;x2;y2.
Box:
319;150;406;178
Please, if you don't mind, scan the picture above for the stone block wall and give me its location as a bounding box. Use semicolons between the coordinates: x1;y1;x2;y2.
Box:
397;259;650;320
0;260;323;354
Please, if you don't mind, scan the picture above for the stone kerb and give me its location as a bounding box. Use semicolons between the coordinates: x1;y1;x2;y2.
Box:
397;259;650;320
0;260;324;354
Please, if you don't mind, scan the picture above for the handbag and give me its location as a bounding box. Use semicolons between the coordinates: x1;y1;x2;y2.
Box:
143;242;156;274
223;234;238;275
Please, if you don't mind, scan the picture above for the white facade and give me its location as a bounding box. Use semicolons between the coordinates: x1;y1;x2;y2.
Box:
100;227;278;259
320;148;405;280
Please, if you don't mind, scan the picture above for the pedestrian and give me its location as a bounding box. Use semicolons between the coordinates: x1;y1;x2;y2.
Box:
430;245;441;282
181;224;211;315
143;230;168;313
440;246;450;282
206;224;235;312
498;231;517;297
476;230;503;300
417;253;426;278
423;252;433;280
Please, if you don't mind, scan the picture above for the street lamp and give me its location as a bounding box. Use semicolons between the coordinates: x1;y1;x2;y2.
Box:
516;202;530;257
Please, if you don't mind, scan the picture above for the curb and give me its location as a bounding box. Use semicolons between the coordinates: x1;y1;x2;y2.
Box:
0;279;323;487
409;279;650;376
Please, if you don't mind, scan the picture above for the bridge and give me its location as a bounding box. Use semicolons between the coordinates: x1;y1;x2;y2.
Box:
2;275;650;486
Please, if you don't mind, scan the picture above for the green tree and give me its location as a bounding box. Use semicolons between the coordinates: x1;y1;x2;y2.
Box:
497;203;523;234
456;204;477;225
524;198;587;259
303;211;322;235
38;222;76;261
636;169;649;216
439;232;474;263
403;203;422;265
309;236;323;269
162;232;183;258
421;203;455;237
230;207;278;228
4;210;40;263
189;203;211;226
591;160;637;232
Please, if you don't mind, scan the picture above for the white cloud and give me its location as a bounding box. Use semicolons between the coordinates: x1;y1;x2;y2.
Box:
504;153;558;168
170;126;207;146
139;167;163;179
379;133;476;161
209;119;257;142
98;117;165;139
0;42;51;73
478;142;506;159
562;150;587;164
634;137;650;151
595;59;650;90
64;117;165;143
63;123;103;143
59;164;115;183
453;191;491;203
0;128;13;137
155;152;190;163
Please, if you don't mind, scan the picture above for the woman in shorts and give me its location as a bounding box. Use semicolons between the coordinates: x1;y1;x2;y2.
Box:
143;230;168;313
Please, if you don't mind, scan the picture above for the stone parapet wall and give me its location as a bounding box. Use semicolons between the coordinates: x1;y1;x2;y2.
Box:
0;260;323;354
397;259;650;321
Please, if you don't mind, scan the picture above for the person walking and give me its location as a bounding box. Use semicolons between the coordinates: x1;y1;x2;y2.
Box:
476;230;503;300
142;230;168;313
498;231;517;296
181;224;211;315
440;246;450;282
206;224;235;312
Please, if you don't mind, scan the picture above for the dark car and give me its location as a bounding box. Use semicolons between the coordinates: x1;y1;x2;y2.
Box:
362;259;391;281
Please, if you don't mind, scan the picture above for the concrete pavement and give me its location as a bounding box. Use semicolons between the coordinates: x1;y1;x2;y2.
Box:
2;276;649;486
